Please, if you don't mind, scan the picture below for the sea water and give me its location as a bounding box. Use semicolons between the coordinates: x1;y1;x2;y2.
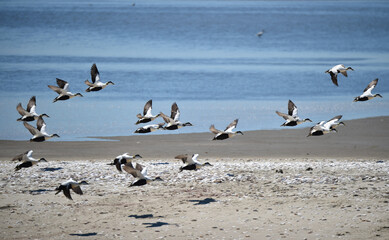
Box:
0;0;388;140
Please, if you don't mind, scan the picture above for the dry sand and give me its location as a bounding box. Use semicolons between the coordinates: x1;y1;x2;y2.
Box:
0;116;388;239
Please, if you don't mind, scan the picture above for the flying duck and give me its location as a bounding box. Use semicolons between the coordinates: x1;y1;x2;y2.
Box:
307;115;343;137
12;150;31;161
23;115;60;142
14;150;47;171
353;78;382;102
123;162;163;187
276;100;312;126
210;119;243;140
175;154;212;172
48;78;83;102
325;64;354;86
16;96;49;122
160;102;192;130
85;63;114;92
109;153;142;172
256;29;265;37
135;99;160;125
55;179;88;200
134;123;165;134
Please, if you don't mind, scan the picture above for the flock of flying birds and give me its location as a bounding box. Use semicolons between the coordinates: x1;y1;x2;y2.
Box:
12;63;383;200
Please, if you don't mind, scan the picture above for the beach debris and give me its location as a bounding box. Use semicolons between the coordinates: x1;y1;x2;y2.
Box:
275;100;312;127
353;78;382;102
160;102;192;130
85;63;114;92
325;64;354;86
210;119;243;140
16;96;49;122
55;179;88;200
23;115;59;142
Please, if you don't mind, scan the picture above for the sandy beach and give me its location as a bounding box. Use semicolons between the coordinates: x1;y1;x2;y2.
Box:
0;116;388;239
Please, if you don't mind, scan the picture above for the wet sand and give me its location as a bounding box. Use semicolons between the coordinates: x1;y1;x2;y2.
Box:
0;116;388;239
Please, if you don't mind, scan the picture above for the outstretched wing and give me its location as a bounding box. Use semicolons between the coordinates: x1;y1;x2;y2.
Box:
23;122;40;135
362;78;378;96
123;162;143;178
329;72;338;86
160;112;174;124
27;96;36;113
224;119;238;132
209;125;221;134
171;102;180;122
324;115;342;129
56;78;69;90
276;111;293;121
12;150;30;161
91;63;100;83
143;99;153;116
48;85;65;95
36;116;46;132
84;80;95;87
175;154;188;163
288;100;298;117
16;103;29;116
71;184;83;195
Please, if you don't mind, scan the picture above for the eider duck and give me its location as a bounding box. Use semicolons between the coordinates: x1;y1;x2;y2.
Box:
210;119;243;140
84;63;114;92
325;64;354;86
14;150;47;171
16;96;49;122
160;102;192;130
353;78;382;102
123;162;162;187
48;78;83;102
134;123;165;134
135;99;160;125
175;154;212;172
276;100;312;126
307;115;343;137
109;153;142;172
55;179;88;200
23;115;60;142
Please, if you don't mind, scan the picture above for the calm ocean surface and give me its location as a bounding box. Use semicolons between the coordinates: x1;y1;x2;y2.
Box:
0;0;388;141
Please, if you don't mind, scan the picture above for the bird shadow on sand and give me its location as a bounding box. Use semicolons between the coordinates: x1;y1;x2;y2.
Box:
142;221;171;228
69;232;97;237
188;198;217;205
128;214;156;219
40;167;63;172
27;189;53;195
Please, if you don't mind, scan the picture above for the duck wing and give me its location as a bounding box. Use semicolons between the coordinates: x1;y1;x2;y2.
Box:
330;72;338;86
362;78;378;96
143;99;153;116
225;119;238;132
56;78;69;90
48;85;65;95
84;80;95;87
91;63;100;83
160;112;175;124
26;96;36;113
123;162;143;178
175;154;188;163
16;103;29;116
288;100;298;117
63;185;73;200
276;111;293;121
23;122;40;135
209;125;221;134
71;184;83;195
36;116;46;132
171;102;180;122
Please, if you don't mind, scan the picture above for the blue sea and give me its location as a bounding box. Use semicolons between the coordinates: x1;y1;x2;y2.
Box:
0;0;388;141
